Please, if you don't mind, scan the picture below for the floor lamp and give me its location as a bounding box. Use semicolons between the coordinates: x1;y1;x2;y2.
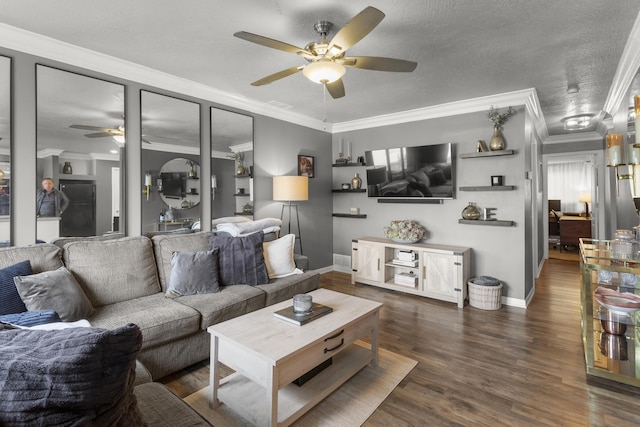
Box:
273;176;308;255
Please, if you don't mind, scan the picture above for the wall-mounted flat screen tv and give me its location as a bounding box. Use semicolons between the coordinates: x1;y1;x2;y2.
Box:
160;172;186;198
365;142;454;199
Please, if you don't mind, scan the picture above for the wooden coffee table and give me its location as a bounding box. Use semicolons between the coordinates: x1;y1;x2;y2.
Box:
207;288;383;426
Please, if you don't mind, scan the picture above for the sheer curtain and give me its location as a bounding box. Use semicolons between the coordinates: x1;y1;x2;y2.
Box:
547;161;592;213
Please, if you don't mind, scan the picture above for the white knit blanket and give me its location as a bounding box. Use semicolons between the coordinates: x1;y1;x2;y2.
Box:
216;218;282;237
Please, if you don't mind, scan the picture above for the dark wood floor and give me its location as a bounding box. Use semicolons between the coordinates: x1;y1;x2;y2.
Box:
161;259;640;426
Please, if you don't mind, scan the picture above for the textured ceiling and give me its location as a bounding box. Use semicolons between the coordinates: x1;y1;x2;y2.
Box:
1;0;640;139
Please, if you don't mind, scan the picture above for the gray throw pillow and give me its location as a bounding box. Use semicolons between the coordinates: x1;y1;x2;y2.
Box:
166;248;220;298
14;266;95;322
210;231;269;286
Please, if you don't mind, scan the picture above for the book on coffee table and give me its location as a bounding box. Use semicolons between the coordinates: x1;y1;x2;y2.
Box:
273;303;333;326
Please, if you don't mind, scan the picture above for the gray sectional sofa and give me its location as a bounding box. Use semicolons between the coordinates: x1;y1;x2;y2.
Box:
0;231;320;379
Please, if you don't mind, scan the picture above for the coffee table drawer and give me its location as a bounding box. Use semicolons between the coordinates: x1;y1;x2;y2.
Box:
277;311;376;387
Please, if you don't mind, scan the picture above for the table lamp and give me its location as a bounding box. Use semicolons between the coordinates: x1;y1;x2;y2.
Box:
578;192;591;217
273;176;308;254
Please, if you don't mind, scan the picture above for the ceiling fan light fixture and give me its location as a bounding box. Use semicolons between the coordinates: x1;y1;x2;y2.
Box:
562;114;595;131
113;135;126;144
303;60;346;84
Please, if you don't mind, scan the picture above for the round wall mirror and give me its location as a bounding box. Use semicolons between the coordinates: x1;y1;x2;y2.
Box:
159;158;200;210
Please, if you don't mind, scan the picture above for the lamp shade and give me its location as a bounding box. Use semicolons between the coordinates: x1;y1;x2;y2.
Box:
273;176;308;201
578;192;592;203
302;60;346;84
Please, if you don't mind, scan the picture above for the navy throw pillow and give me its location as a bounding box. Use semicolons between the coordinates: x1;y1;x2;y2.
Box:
210;231;269;286
0;310;61;327
0;260;32;315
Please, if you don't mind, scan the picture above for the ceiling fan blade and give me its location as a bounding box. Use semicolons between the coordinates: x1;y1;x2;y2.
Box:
251;66;303;86
234;31;313;57
327;6;385;55
326;79;345;99
83;132;113;138
70;124;113;132
343;56;417;72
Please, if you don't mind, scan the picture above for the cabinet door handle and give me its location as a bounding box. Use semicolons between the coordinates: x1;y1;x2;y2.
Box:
324;329;344;341
324;338;344;353
377;258;380;270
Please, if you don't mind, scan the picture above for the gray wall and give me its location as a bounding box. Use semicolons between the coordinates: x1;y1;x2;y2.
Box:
253;115;333;270
333;110;531;301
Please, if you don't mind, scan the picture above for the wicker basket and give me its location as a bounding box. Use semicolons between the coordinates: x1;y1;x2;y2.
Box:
468;281;503;310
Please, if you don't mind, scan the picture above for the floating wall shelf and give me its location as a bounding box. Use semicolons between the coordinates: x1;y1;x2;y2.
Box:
459;149;515;159
332;162;366;167
458;219;514;227
459;185;516;191
333;213;367;218
332;189;366;193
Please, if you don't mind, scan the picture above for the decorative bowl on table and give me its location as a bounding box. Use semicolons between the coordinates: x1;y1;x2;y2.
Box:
594;287;640;315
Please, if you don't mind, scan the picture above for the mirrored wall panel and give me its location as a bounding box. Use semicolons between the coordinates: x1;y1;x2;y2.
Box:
0;56;10;246
141;91;200;234
211;108;253;222
36;65;125;242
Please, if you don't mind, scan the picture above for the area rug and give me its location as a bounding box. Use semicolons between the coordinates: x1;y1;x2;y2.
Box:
184;342;417;426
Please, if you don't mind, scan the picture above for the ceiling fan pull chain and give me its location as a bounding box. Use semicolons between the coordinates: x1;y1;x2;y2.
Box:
323;84;327;130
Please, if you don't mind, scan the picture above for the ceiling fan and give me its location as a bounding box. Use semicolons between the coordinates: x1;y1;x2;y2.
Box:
234;6;417;99
70;124;151;144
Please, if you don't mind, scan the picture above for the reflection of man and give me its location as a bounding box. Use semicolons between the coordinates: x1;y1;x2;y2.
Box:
36;178;69;217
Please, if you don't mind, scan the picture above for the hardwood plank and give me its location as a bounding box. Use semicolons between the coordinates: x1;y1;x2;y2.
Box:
161;259;640;425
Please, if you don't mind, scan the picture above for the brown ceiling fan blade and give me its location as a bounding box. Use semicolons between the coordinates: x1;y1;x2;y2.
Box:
251;66;303;86
343;56;417;72
70;124;113;132
326;79;345;99
327;6;385;55
234;31;313;57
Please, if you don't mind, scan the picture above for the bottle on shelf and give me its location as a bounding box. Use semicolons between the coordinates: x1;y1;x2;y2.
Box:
159;209;165;223
165;206;174;222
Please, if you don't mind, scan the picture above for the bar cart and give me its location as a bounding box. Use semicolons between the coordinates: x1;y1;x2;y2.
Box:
580;238;640;387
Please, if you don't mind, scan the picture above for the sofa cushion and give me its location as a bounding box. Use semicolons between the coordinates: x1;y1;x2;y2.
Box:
263;234;303;279
210;231;269;286
134;382;209;426
0;323;143;426
0;260;32;315
63;236;161;307
166;248;220;298
174;284;266;329
49;232;125;249
0;310;61;327
14;266;95;322
152;231;214;292
0;243;62;273
88;293;201;348
254;270;321;306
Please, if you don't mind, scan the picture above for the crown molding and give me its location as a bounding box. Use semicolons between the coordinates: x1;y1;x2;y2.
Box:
333;88;546;135
543;131;604;145
0;24;329;132
603;12;640;116
142;142;199;155
230;142;253;153
37;148;64;158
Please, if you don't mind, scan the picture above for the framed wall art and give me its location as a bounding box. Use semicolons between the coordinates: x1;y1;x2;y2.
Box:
298;155;314;178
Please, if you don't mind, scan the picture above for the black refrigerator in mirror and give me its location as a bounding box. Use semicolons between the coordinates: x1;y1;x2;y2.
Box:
59;180;96;237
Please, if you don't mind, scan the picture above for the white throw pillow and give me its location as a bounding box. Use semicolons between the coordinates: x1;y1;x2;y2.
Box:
263;234;303;279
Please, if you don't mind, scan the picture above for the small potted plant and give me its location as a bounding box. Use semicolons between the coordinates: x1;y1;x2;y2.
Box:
384;219;426;244
486;106;516;151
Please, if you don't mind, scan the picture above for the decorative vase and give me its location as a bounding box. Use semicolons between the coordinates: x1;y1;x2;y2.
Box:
461;202;480;220
236;164;245;175
188;166;197;178
489;127;505;151
351;173;362;190
62;161;73;174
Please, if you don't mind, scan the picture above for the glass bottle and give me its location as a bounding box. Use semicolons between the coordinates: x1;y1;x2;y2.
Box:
611;229;636;265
